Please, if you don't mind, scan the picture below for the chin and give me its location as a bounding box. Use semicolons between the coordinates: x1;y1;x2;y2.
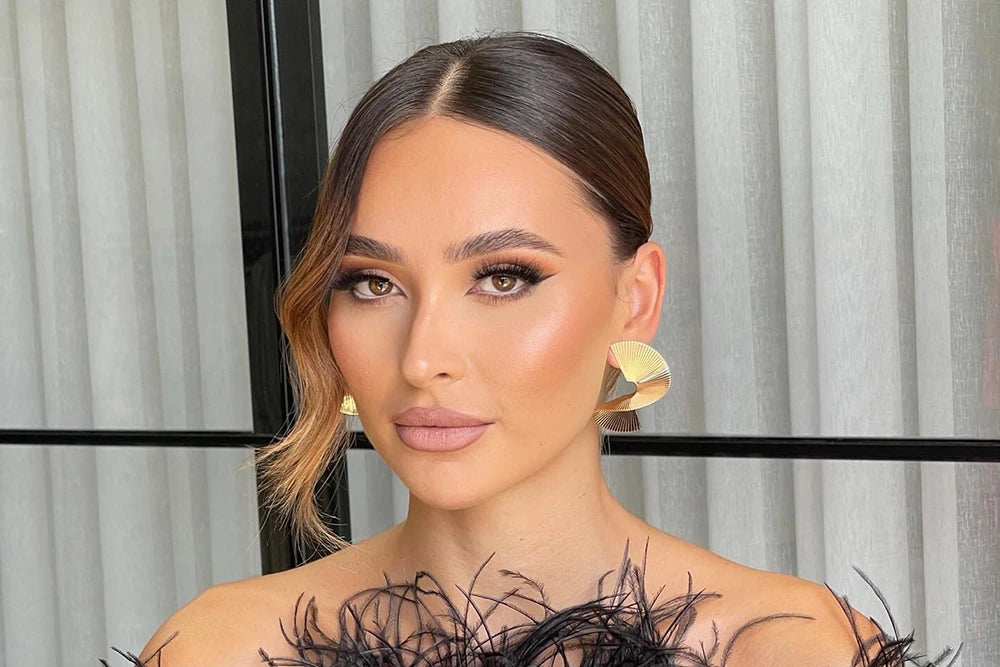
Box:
398;464;503;511
408;485;490;511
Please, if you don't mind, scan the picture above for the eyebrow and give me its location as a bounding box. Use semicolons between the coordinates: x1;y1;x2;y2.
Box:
343;227;565;264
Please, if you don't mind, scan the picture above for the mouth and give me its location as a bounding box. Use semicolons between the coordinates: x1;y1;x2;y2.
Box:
393;423;491;452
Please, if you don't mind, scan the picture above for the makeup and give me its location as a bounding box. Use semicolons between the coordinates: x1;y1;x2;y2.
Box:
394;423;490;452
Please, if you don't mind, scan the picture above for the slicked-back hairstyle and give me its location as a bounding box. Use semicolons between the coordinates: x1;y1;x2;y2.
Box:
254;31;653;556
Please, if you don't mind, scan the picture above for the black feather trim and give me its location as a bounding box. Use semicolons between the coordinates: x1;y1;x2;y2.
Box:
99;540;961;666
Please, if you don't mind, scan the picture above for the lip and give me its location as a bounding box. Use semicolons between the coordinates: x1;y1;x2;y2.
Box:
394;423;491;452
393;406;490;428
392;406;492;453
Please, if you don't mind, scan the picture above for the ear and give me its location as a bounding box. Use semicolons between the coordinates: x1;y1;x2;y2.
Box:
608;242;667;368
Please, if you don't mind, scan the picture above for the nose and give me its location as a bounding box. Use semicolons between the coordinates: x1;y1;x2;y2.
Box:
398;295;468;389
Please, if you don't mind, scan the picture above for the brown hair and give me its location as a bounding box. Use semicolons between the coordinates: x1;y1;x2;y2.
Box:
254;30;653;556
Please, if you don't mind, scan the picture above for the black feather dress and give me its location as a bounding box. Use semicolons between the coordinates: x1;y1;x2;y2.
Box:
99;539;961;666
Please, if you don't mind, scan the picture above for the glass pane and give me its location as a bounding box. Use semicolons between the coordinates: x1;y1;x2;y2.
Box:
0;443;261;664
0;1;251;431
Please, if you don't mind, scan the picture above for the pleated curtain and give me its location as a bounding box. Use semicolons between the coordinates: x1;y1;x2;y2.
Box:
320;2;1000;665
0;2;260;665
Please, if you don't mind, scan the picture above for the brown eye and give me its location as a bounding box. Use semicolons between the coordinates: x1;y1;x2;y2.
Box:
369;278;392;295
491;275;517;292
472;261;547;301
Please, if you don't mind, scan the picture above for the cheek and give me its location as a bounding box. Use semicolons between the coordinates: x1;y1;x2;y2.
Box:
488;294;611;427
327;312;374;389
327;317;348;371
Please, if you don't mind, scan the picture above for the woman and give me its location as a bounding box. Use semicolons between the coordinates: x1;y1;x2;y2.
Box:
108;32;954;666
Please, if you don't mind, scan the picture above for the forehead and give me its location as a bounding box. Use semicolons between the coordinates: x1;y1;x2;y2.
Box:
352;115;603;251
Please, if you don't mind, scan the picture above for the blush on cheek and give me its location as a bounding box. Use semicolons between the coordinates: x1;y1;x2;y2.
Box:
327;318;369;393
496;304;609;428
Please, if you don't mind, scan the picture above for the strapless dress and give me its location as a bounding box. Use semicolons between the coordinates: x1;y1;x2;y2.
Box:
99;539;960;666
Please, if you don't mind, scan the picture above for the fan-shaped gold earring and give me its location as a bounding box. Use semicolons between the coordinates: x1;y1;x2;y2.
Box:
592;340;671;432
340;393;358;416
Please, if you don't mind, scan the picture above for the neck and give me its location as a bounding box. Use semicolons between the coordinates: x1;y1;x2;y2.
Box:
378;422;652;609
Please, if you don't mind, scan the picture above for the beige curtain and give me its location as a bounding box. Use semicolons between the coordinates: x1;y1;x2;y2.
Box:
0;1;260;665
319;2;1000;665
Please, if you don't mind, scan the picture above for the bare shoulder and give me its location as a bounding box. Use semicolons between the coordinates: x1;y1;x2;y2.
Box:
718;566;886;667
635;532;882;665
133;579;268;666
134;541;378;666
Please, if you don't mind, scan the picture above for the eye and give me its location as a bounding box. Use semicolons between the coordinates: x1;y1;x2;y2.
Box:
329;260;551;304
329;270;401;301
471;261;547;302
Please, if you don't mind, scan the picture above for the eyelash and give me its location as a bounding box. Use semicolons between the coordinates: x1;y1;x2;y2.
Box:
329;260;548;304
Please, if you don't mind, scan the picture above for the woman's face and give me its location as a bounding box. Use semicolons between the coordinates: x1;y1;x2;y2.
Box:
327;115;643;510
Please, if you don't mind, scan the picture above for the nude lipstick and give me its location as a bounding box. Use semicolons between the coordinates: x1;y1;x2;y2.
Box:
393;406;492;452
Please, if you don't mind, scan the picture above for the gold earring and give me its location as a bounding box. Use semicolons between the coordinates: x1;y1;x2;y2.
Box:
340;393;358;415
592;340;671;432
